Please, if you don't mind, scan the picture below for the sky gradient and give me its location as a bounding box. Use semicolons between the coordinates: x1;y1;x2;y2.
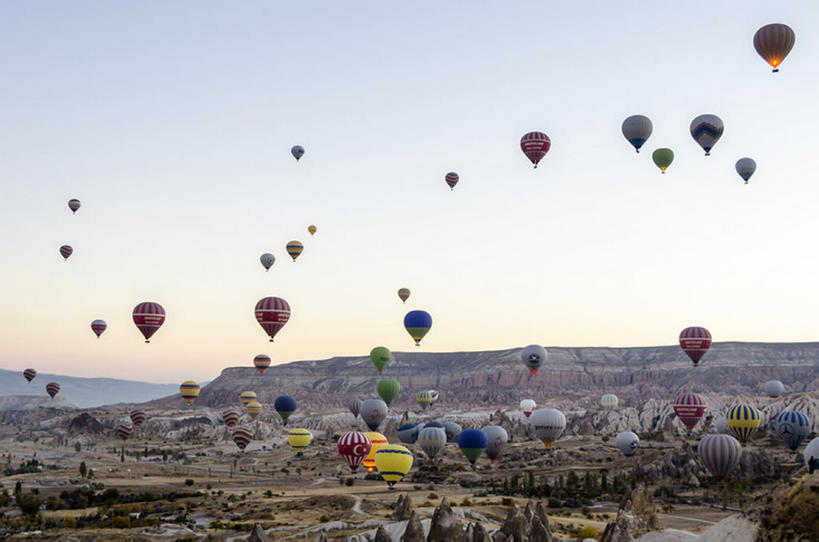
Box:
1;2;817;382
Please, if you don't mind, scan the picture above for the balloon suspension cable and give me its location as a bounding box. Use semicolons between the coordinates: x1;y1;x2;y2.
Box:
772;68;779;73
145;340;150;344
705;152;710;156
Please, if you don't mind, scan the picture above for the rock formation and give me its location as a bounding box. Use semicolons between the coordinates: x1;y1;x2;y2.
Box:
67;412;104;435
373;525;390;542
401;510;425;542
427;497;463;541
492;501;553;542
247;523;270;542
393;493;413;521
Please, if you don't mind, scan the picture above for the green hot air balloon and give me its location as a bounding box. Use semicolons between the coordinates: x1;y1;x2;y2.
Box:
377;378;401;406
370;346;392;374
652;148;674;174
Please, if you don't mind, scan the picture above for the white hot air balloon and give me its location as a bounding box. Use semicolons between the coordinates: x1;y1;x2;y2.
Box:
291;145;305;161
615;431;639;456
519;399;536;418
482;425;508;460
804;437;819;472
521;344;547;375
763;379;784;398
529;408;566;448
690;114;724;156
621;115;653;153
735;158;756;184
260;253;275;272
715;416;729;434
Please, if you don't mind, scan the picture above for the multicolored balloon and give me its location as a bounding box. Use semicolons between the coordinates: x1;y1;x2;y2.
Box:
68;199;81;214
133;302;165;343
520;399;536;418
361;398;388;432
763;380;784;398
404;310;432;346
690;115;724;156
129;410;146;427
417;390;433;410
254;297;291;342
726;404;761;443
46;382;60;399
260;253;274;271
232;426;253;451
735;158;756;184
445;172;459;190
375;444;413;488
239;391;257;406
287;428;312;452
457;429;488;465
180;381;200;405
362;431;388;472
285;241;304;261
377;378;401;406
274;395;298;425
59;245;73;260
774;411;811;450
679;327;711;366
308;225;317;236
253;354;271;375
115;423;134;441
601;394;618;410
90;319;107;338
673;392;707;431
338;431;371;472
246;401;262;420
616;431;639;456
520;131;551;168
291;145;305;160
699;434;742;480
482;425;508;461
521;344;546;375
621;115;653;153
222;408;240;428
652;148;674;173
530;408;566;448
23;369;36;383
370;347;392;374
397;288;410;303
753;24;796;72
417;426;446;459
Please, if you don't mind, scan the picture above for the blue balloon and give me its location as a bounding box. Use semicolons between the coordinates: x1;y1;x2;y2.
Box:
397;423;420;444
774;411;812;450
404;310;432;346
423;421;444;429
274;395;297;414
457;428;488;464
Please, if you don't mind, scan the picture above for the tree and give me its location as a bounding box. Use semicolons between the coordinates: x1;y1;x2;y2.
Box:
79;461;87;479
74;442;81;453
17;493;41;518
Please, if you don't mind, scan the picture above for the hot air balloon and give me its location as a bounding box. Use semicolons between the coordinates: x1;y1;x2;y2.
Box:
417;391;433;410
774;411;811;450
68;199;81;214
133;302;166;343
445;172;459;190
444;422;462;443
429;390;439;403
375;444;413;488
46;382;60;399
232;426;253;451
362;432;388;472
288;428;312;452
260;253;274;271
673;392;707;431
274;395;297;425
129;410;146;428
753;24;796;72
361;398;388;431
601;394;619;410
690;115;724;156
457;429;488;465
23;369;36;383
520;131;551;168
804;438;819;472
763;380;784;398
417;426;446;459
377;379;400;406
403;310;432;346
253;354;271;375
521;344;546;375
520;399;536;418
679;327;711;366
246;401;262;421
397;288;410;303
59;245;73;260
652;148;674;173
338;431;371;472
254;297;291;342
90;319;107;338
308;225;317;236
735;158;756;184
716;416;729;434
482;425;508;460
285;241;304;262
423;421;444;429
180;381;200;405
370;347;392;374
621;115;653;153
115;423;134;441
348;398;362;419
616;431;639;457
699;434;742;480
726;404;761;443
239;391;257;406
530;408;566;448
291;145;305;160
222;408;240;428
397;423;421;445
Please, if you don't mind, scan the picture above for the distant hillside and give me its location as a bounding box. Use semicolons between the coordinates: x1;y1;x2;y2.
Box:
146;341;819;410
0;369;179;408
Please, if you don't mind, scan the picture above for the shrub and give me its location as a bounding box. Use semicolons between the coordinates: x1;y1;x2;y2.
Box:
111;516;131;528
578;526;597;538
184;479;194;486
345;478;354;487
319;515;329;522
460;498;472;506
427;493;439;500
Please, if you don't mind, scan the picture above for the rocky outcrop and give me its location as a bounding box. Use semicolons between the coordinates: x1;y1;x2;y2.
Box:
67;412;104;435
393;493;413;521
401;510;425;542
600;508;636;542
492;501;553;542
750;473;818;541
247;523;270;542
427;497;463;541
373;525;390;542
462;521;492;542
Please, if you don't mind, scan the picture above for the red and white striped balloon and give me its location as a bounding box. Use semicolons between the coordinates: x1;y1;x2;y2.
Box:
337;431;371;472
679;326;711;366
673;392;707;431
520;132;551;168
132;302;166;343
254;297;291;342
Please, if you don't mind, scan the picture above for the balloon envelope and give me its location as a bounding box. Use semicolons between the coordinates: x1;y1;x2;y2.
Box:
652;148;674;173
254;297;291;342
222;408;240;428
91;319;107;338
530;408;566;448
726;404;761;443
133;302;166;343
520;131;551;167
362;432;388;472
361;398;388;431
377;379;401;405
404;310;432;346
232;426;253;450
115;423;134;441
287;428;312;451
59;245;73;260
690;114;724;156
397;423;421;445
253;354;271;374
246;401;263;420
260;253;274;271
274;395;298;425
239;391;257;406
417;427;446;459
443;422;462;443
417;390;433;410
370;347;392;373
129;410;146;427
735;158;756;184
397;288;410;303
673;392;707;431
601;394;618;410
46;382;60;398
616;431;639;456
291;145;305;160
716;416;729;434
286;241;304;261
338;431;371;472
520;399;536;417
348;398;362;418
774;411;811;450
621;115;653;153
521;344;546;375
457;429;488;464
445;172;459;190
679;327;711;366
180;381;200;405
482;425;508;460
804;437;819;471
754;24;795;71
23;369;36;383
375;444;413;487
699;434;742;480
308;225;317;236
68;199;81;213
763;380;784;398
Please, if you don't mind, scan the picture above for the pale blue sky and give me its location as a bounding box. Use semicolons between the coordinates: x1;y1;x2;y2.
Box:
1;2;817;382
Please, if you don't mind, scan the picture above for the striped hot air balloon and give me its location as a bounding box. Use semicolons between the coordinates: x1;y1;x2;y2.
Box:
115;423;134;441
132;302;165;343
404;310;432;346
753;23;796;72
348;398;362;419
417;427;446;459
287;428;312;452
774;411;811;450
482;425;508;461
726;404;761;443
679;327;711;366
690;115;724;156
417;390;433;410
59;245;73;260
253;354;271;375
232;426;253;451
285;241;304;261
445;172;459;190
362;432;388;472
179;381;200;405
23;369;36;383
90;319;107;338
239;391;257;406
68;199;81;214
129;410;146;427
458;429;488;465
673;392;707;431
46;382;60;399
530;408;566;448
520;131;551;168
601;394;619;410
246;401;262;421
337;431;371;472
715;416;730;434
275;395;298;425
375;445;414;488
698;434;742;480
254;297;291;342
397;288;410;303
222;408;240;428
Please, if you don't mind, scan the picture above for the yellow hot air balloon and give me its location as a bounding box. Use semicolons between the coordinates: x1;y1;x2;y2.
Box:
308;225;317;236
287;428;312;452
374;444;414;488
726;404;761;444
239;391;257;406
363;431;388;472
246;400;262;420
286;241;304;261
397;288;410;303
179;381;200;405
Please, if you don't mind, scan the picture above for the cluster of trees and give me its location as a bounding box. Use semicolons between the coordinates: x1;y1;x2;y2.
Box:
488;470;632;507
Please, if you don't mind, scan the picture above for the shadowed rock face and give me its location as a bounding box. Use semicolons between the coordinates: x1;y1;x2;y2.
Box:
67;412;104;435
